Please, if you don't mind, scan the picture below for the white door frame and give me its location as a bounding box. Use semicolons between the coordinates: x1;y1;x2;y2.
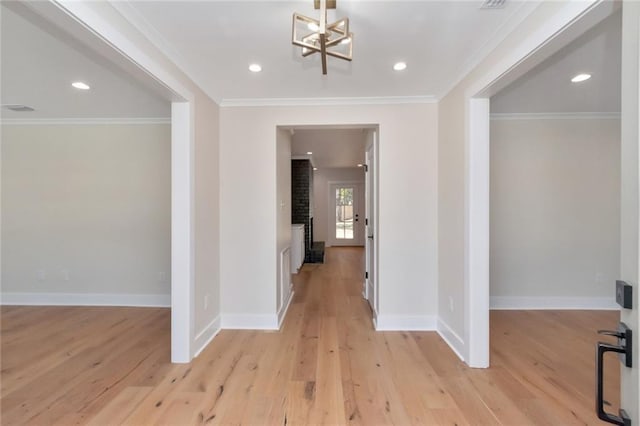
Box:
464;1;619;367
45;1;196;363
619;2;640;419
365;131;378;318
284;124;378;321
170;102;195;363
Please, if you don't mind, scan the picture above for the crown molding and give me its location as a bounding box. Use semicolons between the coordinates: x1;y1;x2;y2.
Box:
490;112;621;120
109;1;192;78
437;1;541;100
1;117;171;126
219;95;438;108
110;1;223;103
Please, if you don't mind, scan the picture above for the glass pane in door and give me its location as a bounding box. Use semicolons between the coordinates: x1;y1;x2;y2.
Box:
335;187;354;239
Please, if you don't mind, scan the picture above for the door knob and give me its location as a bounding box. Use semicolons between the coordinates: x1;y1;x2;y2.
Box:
597;324;632;367
598;330;625;339
595;322;632;426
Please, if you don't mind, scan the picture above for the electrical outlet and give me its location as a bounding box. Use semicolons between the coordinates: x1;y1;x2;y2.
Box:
449;296;454;312
37;270;46;281
61;269;70;281
158;272;167;283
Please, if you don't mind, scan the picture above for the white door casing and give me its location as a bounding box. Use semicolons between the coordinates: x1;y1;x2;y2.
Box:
365;133;378;315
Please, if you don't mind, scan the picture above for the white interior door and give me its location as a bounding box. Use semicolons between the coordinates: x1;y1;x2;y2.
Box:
329;183;361;246
619;2;640;421
365;133;377;314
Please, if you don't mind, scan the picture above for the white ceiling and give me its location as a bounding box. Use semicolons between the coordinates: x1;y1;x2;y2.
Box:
292;128;367;168
120;0;536;103
0;3;170;120
1;1;621;119
491;9;621;114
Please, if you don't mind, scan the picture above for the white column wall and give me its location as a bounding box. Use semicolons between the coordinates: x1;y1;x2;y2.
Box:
220;103;438;329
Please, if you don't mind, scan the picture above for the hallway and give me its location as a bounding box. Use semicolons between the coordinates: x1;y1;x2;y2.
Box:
1;247;618;424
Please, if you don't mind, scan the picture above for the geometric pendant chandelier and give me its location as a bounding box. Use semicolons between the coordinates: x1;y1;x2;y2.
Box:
292;0;353;75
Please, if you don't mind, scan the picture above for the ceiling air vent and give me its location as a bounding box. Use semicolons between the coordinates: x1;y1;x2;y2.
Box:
2;104;35;112
480;0;506;9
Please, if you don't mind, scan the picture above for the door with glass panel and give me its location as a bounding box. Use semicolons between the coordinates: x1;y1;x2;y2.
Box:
329;184;361;246
365;136;376;312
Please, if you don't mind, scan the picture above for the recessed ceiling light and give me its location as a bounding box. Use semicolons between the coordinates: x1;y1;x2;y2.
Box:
571;73;591;83
306;151;313;155
393;62;407;71
71;81;90;90
249;64;262;73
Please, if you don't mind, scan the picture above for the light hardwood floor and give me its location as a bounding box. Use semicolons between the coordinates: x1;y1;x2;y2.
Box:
1;247;620;425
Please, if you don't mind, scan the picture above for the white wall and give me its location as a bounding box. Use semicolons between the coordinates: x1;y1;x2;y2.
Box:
194;96;221;335
1;123;170;302
276;128;292;318
220;103;438;328
490;118;620;307
313;168;365;245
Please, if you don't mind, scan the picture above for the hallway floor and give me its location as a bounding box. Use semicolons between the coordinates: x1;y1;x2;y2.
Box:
1;247;619;424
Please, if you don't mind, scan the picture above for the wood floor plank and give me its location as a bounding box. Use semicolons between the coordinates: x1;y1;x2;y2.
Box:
83;386;153;426
308;317;346;425
1;247;619;425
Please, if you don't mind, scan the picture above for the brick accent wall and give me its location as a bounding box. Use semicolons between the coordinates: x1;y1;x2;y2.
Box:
291;159;313;261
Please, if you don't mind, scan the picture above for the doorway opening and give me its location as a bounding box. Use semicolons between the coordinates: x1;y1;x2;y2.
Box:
485;7;623;416
463;0;623;369
280;125;379;323
0;1;195;363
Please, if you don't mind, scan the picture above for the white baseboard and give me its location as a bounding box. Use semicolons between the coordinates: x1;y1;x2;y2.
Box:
277;291;295;328
375;314;437;331
436;318;465;362
221;313;278;330
490;296;618;310
193;314;221;358
0;292;170;307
